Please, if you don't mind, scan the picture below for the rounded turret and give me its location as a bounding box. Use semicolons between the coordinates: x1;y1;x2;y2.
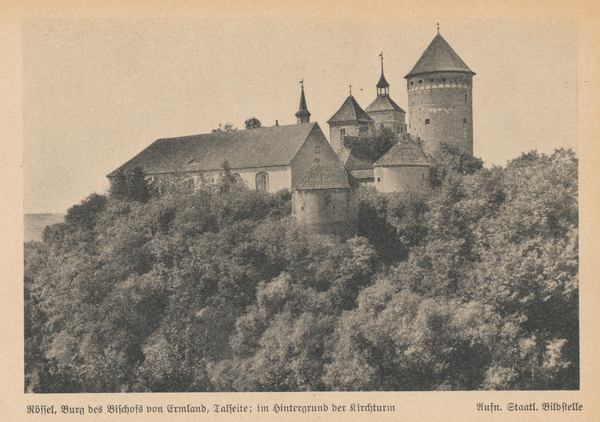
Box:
405;33;475;156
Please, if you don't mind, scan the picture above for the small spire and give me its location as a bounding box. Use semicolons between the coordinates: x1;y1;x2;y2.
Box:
376;52;390;96
295;79;311;124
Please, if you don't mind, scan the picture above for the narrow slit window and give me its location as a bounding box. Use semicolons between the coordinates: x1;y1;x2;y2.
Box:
425;119;430;125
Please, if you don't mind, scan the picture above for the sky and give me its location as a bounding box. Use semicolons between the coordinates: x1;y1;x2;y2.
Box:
22;18;578;214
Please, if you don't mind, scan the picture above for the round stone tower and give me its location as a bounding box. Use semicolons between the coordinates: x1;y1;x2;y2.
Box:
405;31;475;156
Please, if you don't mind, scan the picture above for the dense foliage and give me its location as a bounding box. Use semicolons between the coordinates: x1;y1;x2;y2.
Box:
342;128;398;163
24;148;578;392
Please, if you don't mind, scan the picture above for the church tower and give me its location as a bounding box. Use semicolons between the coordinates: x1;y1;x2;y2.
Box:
365;54;407;135
295;80;311;124
405;30;475;156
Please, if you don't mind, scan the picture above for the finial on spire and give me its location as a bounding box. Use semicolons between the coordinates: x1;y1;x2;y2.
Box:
300;78;304;88
437;23;440;34
380;51;384;71
349;85;352;96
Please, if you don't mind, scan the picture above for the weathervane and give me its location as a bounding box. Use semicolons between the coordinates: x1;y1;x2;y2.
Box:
300;79;304;88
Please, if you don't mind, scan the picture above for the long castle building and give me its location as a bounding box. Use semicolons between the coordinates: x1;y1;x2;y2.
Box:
108;29;474;234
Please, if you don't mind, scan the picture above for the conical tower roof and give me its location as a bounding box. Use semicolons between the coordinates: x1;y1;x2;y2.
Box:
405;33;474;78
327;95;373;124
296;162;353;190
374;138;429;167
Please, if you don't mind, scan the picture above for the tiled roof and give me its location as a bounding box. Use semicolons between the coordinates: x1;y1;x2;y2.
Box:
405;33;474;78
327;95;374;124
107;123;321;177
296;162;353;190
365;95;405;113
374;139;430;167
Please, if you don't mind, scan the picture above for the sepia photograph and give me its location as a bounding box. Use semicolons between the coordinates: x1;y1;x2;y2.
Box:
22;17;580;394
3;0;599;420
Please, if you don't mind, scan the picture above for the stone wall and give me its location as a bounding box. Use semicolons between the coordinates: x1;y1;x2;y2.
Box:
374;165;429;193
292;188;358;235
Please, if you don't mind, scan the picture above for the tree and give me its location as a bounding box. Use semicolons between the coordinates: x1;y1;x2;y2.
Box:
212;123;237;133
108;167;152;203
342;128;397;163
244;118;261;129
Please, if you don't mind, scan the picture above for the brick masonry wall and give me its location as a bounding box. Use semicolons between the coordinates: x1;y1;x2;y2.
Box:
407;71;473;156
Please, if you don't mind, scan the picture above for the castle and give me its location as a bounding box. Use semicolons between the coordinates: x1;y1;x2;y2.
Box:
108;30;474;234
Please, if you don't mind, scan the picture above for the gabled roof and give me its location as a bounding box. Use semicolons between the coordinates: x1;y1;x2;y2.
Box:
327;95;374;124
365;95;405;113
107;122;322;177
296;162;353;190
405;33;474;78
374;140;430;167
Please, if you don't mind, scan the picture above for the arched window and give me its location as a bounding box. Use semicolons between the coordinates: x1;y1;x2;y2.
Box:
425;119;430;125
256;172;269;191
419;79;423;84
315;145;320;154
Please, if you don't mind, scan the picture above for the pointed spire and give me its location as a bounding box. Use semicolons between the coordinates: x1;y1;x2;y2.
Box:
376;52;390;96
295;79;311;124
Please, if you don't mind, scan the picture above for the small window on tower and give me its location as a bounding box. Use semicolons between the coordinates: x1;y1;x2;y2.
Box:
315;145;320;154
429;78;434;83
340;129;346;136
463;118;467;124
419;79;423;84
465;94;468;101
425;119;430;125
442;77;446;82
410;81;414;85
